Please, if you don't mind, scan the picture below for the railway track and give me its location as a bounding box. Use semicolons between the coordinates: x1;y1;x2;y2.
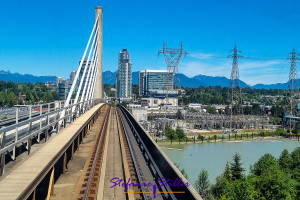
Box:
72;105;201;200
72;106;110;200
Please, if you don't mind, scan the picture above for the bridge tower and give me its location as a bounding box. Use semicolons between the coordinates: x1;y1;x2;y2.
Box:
94;6;103;99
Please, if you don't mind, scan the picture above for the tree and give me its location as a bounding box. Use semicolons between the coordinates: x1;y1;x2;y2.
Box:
190;108;197;113
227;179;254;200
273;128;287;136
174;163;188;179
210;175;229;199
293;123;300;134
175;110;183;120
206;106;217;114
111;101;116;107
176;127;185;140
121;101;127;108
195;169;210;199
223;162;232;182
165;125;176;140
230;153;245;180
42;92;54;103
257;166;296;199
290;147;300;170
7;92;18;107
278;149;292;171
180;168;189;180
271;117;281;125
251;153;278;176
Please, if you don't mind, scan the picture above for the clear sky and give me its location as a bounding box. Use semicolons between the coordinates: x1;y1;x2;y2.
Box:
0;0;300;85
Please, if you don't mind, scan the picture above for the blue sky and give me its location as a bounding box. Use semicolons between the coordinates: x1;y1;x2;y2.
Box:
0;0;300;85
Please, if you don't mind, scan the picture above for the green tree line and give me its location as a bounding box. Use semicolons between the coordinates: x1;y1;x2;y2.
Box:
0;81;57;107
195;149;300;199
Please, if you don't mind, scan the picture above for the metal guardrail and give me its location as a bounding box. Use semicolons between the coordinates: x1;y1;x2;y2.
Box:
0;98;103;176
0;100;69;127
118;105;176;199
118;105;201;200
118;107;150;200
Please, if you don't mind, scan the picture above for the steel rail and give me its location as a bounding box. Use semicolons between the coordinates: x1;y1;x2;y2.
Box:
83;106;110;200
117;107;148;200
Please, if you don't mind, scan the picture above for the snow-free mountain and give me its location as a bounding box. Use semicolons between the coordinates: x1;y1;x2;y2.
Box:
0;70;288;89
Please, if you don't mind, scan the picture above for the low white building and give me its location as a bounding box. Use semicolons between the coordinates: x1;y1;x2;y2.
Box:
128;104;141;109
188;103;202;110
141;97;178;107
130;108;148;122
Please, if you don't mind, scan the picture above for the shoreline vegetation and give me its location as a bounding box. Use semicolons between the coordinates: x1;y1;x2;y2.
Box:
193;150;300;199
153;127;300;146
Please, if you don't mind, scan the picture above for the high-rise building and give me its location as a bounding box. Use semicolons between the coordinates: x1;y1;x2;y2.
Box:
116;49;132;98
68;71;77;95
139;69;175;98
56;77;63;85
58;80;67;100
69;71;76;83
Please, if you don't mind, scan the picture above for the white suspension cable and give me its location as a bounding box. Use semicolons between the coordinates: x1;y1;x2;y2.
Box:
85;55;97;101
59;14;99;124
72;24;99;113
64;14;99;108
80;27;99;104
90;63;99;100
87;57;98;100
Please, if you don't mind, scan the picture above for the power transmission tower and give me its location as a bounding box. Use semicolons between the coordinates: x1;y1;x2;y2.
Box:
228;45;243;131
158;41;188;131
287;48;299;134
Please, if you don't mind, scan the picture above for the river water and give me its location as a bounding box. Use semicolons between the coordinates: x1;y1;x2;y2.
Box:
161;139;300;186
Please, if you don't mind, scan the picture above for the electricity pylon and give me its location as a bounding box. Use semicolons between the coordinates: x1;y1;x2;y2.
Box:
287;48;299;134
228;45;243;131
158;41;188;131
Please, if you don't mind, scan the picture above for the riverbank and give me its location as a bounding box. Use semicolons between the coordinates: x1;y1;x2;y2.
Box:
156;135;294;146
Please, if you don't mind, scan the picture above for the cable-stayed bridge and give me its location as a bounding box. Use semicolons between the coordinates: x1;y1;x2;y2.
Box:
0;6;201;200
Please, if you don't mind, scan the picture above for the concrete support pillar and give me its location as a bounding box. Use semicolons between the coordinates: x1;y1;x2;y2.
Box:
94;6;103;99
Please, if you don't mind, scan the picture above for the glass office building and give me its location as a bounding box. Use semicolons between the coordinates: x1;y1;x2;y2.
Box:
139;69;175;98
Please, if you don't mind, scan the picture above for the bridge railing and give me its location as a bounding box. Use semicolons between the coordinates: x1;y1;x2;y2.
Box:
0;100;71;128
0;98;103;176
118;105;202;200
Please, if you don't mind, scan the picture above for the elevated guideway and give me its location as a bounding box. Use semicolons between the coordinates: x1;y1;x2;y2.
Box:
0;103;106;200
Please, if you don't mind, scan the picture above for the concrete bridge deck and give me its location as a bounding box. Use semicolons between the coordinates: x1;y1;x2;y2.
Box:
0;103;105;200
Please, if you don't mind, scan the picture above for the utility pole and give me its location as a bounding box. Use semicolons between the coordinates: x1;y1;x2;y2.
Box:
158;41;188;132
288;48;299;134
228;45;243;132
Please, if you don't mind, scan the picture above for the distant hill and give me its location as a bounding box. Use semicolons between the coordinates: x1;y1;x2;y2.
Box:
103;70;249;88
192;74;249;87
251;82;287;89
102;71;116;85
102;70;290;89
0;70;57;83
0;69;289;89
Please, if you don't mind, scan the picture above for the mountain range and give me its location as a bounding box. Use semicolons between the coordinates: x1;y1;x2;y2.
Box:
102;70;288;89
0;70;289;89
0;70;57;83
